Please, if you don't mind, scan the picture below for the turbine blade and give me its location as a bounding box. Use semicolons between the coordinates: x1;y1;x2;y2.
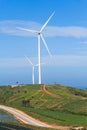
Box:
25;55;33;66
40;11;55;33
17;27;38;34
41;34;51;56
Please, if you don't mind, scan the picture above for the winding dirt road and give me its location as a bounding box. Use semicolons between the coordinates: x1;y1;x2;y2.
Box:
41;84;61;99
0;105;69;130
0;105;52;128
0;105;70;130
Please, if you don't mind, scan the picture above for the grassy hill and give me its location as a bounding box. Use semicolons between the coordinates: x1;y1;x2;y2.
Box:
0;84;87;128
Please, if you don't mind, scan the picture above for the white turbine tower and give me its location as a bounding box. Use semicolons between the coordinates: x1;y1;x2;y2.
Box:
18;12;55;84
25;56;38;84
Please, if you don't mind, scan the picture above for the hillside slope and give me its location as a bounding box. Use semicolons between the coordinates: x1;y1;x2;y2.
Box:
0;84;87;127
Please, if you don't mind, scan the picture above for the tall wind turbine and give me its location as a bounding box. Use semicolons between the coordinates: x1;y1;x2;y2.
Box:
25;56;38;84
18;12;55;84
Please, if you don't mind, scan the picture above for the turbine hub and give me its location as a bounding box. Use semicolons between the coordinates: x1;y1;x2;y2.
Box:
38;32;40;35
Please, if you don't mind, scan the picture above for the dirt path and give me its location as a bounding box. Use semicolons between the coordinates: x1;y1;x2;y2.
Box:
41;84;61;99
0;105;52;128
0;105;70;130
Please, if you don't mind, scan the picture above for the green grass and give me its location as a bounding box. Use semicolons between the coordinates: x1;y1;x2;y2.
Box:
1;84;87;128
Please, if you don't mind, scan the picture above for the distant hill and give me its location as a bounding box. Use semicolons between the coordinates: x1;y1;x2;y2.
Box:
0;84;87;127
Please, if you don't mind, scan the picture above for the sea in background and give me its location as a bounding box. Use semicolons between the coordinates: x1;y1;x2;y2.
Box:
0;109;18;122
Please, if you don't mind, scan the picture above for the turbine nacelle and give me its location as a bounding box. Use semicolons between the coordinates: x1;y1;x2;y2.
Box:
38;32;40;35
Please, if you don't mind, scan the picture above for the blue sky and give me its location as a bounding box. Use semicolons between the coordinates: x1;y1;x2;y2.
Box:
0;0;87;88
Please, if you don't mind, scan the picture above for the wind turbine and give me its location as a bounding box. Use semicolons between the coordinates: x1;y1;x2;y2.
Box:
18;12;55;84
25;56;38;84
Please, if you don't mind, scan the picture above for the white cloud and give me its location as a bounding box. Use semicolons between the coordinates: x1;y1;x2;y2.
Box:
45;26;87;38
0;20;87;38
0;55;87;68
42;55;87;66
0;58;28;67
79;41;87;44
0;20;41;36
